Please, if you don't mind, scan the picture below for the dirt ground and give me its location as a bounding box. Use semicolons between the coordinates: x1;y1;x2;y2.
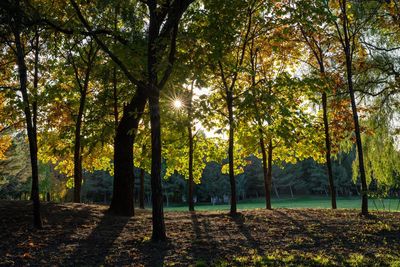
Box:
1;201;399;266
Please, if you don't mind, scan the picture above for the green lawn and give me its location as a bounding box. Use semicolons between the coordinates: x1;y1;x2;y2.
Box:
163;197;400;212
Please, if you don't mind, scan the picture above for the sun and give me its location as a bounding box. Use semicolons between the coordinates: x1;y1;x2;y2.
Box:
173;99;183;109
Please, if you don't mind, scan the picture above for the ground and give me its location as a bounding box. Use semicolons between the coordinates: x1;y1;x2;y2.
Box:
1;201;400;266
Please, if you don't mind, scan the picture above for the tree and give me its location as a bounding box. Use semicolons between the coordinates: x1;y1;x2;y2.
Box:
0;0;42;228
329;0;382;215
239;10;317;209
292;0;339;208
200;0;260;214
67;38;99;203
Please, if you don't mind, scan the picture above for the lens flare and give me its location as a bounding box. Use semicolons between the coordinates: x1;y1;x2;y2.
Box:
173;99;183;109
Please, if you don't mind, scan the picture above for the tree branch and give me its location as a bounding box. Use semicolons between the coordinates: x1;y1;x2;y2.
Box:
69;0;143;88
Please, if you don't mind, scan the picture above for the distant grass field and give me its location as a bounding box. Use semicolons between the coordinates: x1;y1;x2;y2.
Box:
163;196;400;212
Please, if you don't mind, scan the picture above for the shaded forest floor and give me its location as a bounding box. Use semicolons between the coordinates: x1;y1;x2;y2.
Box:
1;201;400;266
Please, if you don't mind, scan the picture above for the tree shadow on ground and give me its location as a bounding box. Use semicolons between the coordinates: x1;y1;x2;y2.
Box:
0;201;99;266
231;212;263;255
189;211;221;264
2;202;400;266
273;209;323;250
273;209;400;258
60;209;130;266
135;238;169;266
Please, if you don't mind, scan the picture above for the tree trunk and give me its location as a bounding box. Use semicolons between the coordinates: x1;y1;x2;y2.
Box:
139;168;145;209
341;1;368;215
73;92;86;203
301;21;337;210
188;81;195;211
188;125;195;211
322;91;337;209
71;43;95;203
267;139;273;204
31;30;39;202
110;88;146;216
13;8;42;229
149;90;166;241
227;92;237;214
259;136;271;209
289;185;294;199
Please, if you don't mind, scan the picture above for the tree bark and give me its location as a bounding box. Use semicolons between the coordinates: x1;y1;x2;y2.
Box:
317;59;337;210
139;168;145;209
267;139;273;207
322;91;337;209
13;2;42;228
341;0;368;215
73;91;86;203
188;82;195;211
260;136;271;209
110;88;146;216
147;1;166;240
227;92;237;214
31;30;39;202
149;89;166;241
188;125;195;211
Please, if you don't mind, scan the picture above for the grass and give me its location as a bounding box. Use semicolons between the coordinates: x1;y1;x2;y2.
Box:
163;196;400;212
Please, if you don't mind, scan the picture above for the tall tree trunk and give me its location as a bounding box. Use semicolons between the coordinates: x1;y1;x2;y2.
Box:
31;30;39;201
110;88;146;216
227;92;237;214
322;91;337;209
147;4;166;240
149;90;166;241
188;81;195;211
13;5;42;228
341;0;368;215
266;139;273;209
300;24;337;210
249;36;271;210
73;92;86;203
71;45;95;203
139;168;145;209
317;60;337;210
188;125;194;211
260;136;271;209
